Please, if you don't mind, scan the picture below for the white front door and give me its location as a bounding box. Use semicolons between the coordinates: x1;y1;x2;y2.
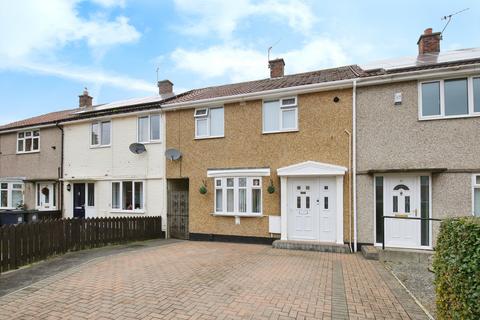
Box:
318;178;336;242
288;178;318;240
37;183;55;210
384;176;421;248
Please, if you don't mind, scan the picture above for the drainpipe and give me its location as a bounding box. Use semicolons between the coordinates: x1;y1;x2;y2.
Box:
352;80;358;252
55;122;64;216
344;129;352;253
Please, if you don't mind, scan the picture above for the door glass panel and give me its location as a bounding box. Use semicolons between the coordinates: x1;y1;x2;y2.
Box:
41;187;50;203
305;196;310;209
324;197;329;209
297;196;301;209
445;78;468;116
405;196;410;213
393;196;398;212
420;176;430;245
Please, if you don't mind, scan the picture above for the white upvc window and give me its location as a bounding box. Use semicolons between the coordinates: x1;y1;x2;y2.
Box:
111;180;144;212
138;114;161;143
472;174;480;217
214;177;262;216
17;130;40;153
91;121;111;147
262;96;298;133
0;181;24;209
194;107;224;139
419;76;480;120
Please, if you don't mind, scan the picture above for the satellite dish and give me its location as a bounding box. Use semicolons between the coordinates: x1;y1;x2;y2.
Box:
129;143;146;154
165;148;182;160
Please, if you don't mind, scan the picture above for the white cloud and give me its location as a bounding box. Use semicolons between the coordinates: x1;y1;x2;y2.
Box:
171;37;349;83
173;0;316;38
91;0;126;7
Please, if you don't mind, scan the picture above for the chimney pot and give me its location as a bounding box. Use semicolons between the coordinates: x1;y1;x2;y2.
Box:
269;58;285;78
78;88;93;108
158;80;174;99
417;27;441;55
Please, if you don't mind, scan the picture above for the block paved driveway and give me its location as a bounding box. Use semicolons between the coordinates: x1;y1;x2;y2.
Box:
0;241;428;320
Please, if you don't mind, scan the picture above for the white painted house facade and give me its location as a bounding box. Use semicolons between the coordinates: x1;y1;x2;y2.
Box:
62;101;167;230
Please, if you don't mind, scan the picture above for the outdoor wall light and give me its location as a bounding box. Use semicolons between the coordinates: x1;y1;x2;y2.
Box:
66;184;71;192
333;96;340;103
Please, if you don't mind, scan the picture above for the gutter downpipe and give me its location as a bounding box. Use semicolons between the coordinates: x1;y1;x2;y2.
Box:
55;122;64;216
352;79;358;252
344;129;352;253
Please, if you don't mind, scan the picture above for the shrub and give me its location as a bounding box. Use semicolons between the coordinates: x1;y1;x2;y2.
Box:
433;217;480;319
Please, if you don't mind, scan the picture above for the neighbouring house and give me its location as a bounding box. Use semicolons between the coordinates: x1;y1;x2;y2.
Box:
0;106;76;220
355;28;480;249
162;58;360;246
60;84;172;232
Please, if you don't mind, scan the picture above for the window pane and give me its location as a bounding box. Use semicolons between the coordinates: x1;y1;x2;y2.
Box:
123;181;133;210
420;176;430;245
421;82;440;116
112;183;120;209
138;117;149;142
37;184;40;206
393;196;398;212
41;186;50;203
150;115;161;140
196;118;208;136
33;130;39;136
1;183;7;189
33;137;39;150
210;108;224;136
474;78;480;113
1;190;8;207
297;196;301;208
306;196;310;209
238;189;246;212
25;138;32;151
91;123;99;145
18;132;24;138
53;184;56;206
215;189;222;212
25;131;31;137
282;108;296;129
324;197;328;210
216;179;222;187
227;178;234;187
252;189;261;213
263;100;280;132
101;122;111;145
474;189;480;217
12;190;22;208
17;140;23;152
405;196;410;213
238;178;246;187
375;176;384;243
445;78;468;116
227;189;234;212
87;183;95;206
134;182;143;209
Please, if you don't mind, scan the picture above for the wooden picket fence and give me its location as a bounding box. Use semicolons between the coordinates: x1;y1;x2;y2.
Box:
0;216;163;273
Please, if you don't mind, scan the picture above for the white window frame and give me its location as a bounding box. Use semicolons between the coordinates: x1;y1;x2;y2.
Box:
90;120;111;147
0;181;24;209
262;96;298;133
472;174;480;217
194;107;224;139
137;114;161;143
16;130;40;154
418;76;480;120
110;180;145;213
213;177;262;217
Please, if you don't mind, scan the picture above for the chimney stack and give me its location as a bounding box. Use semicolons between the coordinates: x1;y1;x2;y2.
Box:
417;28;441;55
79;88;93;108
158;80;174;99
269;58;285;78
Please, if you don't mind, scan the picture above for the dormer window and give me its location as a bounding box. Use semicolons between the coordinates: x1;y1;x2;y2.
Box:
17;130;40;153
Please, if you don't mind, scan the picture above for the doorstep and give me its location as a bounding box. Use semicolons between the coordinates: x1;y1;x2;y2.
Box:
379;247;434;264
272;240;351;253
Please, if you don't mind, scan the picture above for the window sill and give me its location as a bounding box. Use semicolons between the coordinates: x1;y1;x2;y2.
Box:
262;129;299;135
194;135;225;140
138;141;162;145
110;210;145;214
419;113;480;121
211;212;263;218
16;150;40;155
90;145;111;149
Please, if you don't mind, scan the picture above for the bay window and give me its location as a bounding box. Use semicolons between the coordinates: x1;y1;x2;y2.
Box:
194;107;224;138
0;182;24;209
263;97;298;133
111;181;144;212
17;130;40;153
91;121;111;146
419;76;480;119
214;177;262;216
138;114;161;143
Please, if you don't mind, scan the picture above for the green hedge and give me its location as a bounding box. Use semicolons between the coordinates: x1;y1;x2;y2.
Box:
433;217;480;319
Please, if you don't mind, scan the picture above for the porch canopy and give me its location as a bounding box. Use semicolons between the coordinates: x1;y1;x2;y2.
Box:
277;161;347;177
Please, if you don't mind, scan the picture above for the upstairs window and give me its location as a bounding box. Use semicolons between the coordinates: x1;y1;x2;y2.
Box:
263;97;298;133
138;114;161;143
420;76;480;119
194;107;224;138
91;121;111;146
17;130;40;153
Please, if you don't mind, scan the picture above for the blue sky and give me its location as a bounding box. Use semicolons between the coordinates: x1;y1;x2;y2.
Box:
0;0;479;125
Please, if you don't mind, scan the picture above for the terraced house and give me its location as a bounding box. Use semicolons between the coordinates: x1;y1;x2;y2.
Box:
355;29;480;249
163;59;360;248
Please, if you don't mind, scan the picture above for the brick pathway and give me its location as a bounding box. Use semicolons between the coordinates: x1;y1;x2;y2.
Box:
0;241;428;320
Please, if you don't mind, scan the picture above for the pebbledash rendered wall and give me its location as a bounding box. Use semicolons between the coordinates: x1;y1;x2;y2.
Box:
165;89;353;241
356;80;480;245
62;112;167;229
0;127;62;210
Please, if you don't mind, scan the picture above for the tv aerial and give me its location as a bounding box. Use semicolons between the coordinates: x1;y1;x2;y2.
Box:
441;8;469;37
